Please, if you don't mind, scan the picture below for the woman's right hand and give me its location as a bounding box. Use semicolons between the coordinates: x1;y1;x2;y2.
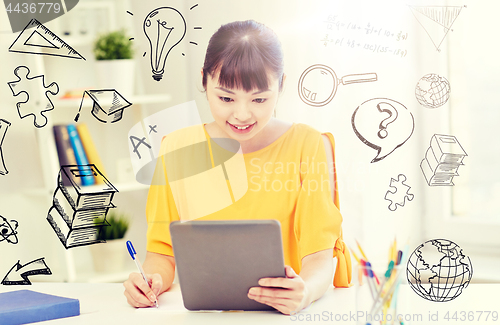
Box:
123;272;163;308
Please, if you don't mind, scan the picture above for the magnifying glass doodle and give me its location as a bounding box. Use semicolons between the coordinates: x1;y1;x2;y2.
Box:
298;64;377;107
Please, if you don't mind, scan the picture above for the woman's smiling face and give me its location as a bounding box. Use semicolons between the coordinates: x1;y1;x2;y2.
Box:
205;70;281;142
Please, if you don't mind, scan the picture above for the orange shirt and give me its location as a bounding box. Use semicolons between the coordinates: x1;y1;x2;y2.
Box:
146;123;351;287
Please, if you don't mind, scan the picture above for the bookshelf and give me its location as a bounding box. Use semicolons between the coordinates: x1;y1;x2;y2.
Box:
35;95;170;283
25;0;172;283
34;96;170;283
53;94;172;109
24;182;149;200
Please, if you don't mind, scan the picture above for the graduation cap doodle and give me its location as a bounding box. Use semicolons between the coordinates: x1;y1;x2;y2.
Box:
74;90;132;123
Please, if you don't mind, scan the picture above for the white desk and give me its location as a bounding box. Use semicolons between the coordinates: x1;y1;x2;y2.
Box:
1;283;498;325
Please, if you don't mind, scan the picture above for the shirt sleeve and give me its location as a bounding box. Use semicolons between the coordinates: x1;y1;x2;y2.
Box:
293;132;352;287
323;132;352;287
145;138;180;257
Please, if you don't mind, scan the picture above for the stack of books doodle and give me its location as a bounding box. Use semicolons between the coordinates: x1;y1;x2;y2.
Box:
47;164;118;249
420;134;467;186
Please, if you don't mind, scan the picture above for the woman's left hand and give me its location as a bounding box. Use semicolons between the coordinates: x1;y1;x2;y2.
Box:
247;265;310;315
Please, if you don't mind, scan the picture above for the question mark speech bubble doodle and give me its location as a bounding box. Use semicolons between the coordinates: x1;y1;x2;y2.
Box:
377;102;398;139
352;98;414;163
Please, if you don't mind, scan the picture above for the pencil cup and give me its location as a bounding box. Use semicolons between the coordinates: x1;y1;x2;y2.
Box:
355;263;403;325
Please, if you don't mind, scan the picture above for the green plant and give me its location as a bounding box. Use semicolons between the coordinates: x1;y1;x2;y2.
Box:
97;211;130;241
93;30;134;60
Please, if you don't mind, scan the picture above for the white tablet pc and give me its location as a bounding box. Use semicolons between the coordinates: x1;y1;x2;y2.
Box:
170;219;285;311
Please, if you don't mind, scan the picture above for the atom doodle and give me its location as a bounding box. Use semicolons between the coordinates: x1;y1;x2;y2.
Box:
0;215;19;244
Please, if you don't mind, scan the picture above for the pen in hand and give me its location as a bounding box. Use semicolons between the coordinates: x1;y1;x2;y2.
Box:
126;240;159;308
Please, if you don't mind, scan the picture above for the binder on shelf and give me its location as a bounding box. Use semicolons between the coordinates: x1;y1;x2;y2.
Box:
67;124;95;186
77;123;107;184
53;125;81;186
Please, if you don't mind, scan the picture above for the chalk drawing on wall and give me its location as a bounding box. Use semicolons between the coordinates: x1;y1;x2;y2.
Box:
8;66;59;128
421;134;467;186
0;215;19;244
409;6;464;52
415;74;451;108
127;4;201;60
298;64;377;107
0;119;11;175
384;174;414;211
9;18;85;60
47;165;118;249
407;239;472;302
352;98;414;163
74;89;132;124
1;258;52;285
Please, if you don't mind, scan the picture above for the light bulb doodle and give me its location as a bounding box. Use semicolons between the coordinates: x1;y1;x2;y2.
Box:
144;7;186;82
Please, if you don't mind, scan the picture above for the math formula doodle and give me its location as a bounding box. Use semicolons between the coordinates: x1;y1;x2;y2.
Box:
321;15;409;58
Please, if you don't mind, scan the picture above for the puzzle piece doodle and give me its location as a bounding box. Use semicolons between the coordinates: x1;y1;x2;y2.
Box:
7;66;59;128
384;174;414;211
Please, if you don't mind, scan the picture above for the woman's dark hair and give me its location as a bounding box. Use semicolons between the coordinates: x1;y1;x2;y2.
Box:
202;20;284;92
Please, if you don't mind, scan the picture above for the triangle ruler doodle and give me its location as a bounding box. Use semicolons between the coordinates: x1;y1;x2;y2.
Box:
9;19;85;60
409;6;463;51
24;30;59;49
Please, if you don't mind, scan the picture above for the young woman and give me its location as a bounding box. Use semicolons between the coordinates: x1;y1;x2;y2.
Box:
123;20;351;315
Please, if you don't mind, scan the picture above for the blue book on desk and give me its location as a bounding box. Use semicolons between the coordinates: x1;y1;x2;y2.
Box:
0;290;80;325
67;124;95;186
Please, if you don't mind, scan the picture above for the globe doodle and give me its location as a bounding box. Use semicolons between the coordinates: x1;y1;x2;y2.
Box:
406;239;472;302
415;74;451;108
